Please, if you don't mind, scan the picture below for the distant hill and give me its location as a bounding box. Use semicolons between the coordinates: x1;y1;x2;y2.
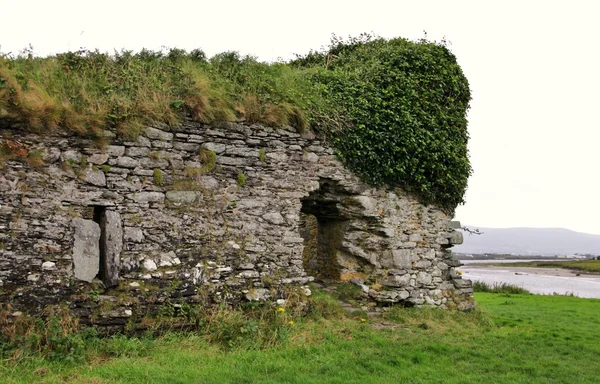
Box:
453;226;600;256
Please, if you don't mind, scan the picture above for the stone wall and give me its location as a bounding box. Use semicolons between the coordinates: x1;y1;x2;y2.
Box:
0;119;471;326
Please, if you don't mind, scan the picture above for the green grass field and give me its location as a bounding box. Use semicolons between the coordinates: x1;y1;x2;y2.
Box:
486;260;600;273
1;290;599;384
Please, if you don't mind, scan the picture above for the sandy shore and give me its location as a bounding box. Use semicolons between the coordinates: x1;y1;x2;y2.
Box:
462;265;600;278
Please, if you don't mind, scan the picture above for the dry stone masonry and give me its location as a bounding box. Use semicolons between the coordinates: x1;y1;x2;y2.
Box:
0;119;472;327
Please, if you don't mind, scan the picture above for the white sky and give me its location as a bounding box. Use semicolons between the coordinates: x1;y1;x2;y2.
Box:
2;0;600;234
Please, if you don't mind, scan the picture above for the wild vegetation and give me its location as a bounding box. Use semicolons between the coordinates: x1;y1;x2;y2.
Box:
485;260;600;273
0;34;471;209
472;281;531;294
1;288;599;383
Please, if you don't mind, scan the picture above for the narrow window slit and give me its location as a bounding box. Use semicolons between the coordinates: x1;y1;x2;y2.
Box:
92;206;108;285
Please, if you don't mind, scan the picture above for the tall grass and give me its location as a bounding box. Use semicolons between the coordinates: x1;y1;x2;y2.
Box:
0;48;328;141
473;281;531;294
3;293;600;383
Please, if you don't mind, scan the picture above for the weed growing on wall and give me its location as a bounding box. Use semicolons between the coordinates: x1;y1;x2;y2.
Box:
237;173;246;188
153;168;164;186
199;148;217;174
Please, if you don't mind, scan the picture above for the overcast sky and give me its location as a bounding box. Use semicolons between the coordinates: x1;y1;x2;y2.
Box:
2;0;599;234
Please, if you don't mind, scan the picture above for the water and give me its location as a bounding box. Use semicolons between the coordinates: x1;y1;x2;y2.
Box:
459;260;600;298
460;259;557;264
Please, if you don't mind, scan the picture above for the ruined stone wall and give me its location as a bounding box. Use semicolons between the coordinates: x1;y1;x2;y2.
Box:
0;120;471;326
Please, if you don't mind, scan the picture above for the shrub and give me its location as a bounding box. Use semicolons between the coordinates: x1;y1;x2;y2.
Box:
473;281;531;294
25;149;44;167
293;34;472;210
199;148;216;174
237;172;246;187
0;305;88;362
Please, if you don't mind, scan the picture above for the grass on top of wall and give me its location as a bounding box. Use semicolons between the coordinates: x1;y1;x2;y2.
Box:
0;48;322;141
0;35;472;210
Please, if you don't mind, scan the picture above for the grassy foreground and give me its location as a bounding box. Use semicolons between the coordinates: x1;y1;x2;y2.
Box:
486;260;600;274
1;291;599;384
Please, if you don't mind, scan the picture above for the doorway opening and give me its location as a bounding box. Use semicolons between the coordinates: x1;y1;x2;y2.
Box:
299;180;348;282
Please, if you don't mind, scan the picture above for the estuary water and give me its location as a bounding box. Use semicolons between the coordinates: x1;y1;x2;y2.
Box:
459;259;600;299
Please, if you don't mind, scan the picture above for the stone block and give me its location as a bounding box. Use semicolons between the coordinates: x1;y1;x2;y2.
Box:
81;167;106;187
202;142;227;154
61;150;82;163
302;152;319;163
116;156;139;169
127;192;165;203
416;272;432;285
348;196;376;213
71;218;100;283
266;152;288;162
246;288;269;301
124;227;144;243
448;231;464;245
125;147;150;157
107;145;125;157
174;142;201;152
380;274;410;287
449;221;461;229
217;156;246;166
166;191;199;204
43;147;61;163
135;136;152;147
152;140;173;149
139;157;169;169
423;249;436;260
263;212;285;225
453;279;472;289
144;127;173;141
41;261;56;271
392;249;413;269
142;259;157;271
409;233;423;242
88;153;109;165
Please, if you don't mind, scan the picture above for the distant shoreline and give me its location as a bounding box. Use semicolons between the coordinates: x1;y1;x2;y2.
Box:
465;260;600;275
462;265;600;278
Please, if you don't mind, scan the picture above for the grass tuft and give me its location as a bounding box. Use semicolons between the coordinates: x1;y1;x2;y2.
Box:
199;148;216;174
236;172;246;187
153;168;163;186
473;281;531;294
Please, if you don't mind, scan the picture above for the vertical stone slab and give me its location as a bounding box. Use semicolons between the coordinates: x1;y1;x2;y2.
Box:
100;210;123;287
72;218;100;283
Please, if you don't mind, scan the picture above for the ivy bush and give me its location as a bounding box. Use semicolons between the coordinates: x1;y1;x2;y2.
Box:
293;34;472;210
